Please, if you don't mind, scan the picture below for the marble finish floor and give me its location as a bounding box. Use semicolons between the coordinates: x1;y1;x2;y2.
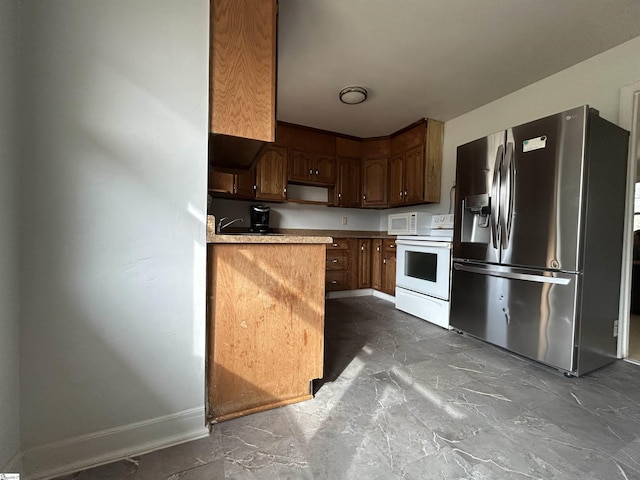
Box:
57;297;640;480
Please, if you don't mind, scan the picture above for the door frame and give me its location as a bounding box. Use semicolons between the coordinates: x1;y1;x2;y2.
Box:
617;80;640;359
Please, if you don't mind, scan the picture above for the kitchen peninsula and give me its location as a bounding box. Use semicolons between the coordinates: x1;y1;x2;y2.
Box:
206;216;332;422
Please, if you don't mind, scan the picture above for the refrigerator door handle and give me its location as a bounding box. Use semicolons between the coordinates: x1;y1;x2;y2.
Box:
500;142;515;248
453;263;571;285
490;144;504;249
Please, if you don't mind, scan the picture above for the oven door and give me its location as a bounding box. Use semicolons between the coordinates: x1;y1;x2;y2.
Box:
396;240;452;300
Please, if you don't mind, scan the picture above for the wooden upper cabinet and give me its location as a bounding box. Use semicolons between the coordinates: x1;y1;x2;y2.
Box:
361;137;390;208
387;119;444;206
209;168;254;199
315;155;336;185
288;150;335;186
288;150;314;183
235;169;255;198
362;158;388;207
333;157;361;207
255;146;287;202
280;123;336;186
210;0;276;142
404;145;425;204
389;154;405;206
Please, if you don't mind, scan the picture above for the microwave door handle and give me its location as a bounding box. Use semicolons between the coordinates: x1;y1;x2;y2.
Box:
490;144;503;249
500;142;514;249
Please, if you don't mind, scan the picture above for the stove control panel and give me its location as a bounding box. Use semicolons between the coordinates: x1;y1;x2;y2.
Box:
431;214;454;230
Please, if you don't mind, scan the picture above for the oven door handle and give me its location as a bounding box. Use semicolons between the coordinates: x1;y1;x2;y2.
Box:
396;240;452;249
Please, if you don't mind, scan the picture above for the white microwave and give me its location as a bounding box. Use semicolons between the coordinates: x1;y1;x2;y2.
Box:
387;212;431;235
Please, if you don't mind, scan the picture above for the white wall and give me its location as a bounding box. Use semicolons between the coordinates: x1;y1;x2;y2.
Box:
18;0;209;476
0;0;21;471
442;35;640;200
212;197;382;231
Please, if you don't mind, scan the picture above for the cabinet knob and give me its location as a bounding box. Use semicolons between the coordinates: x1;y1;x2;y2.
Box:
399;191;403;197
309;169;313;175
330;280;338;284
383;259;386;264
377;246;380;251
253;185;257;190
284;187;287;194
363;195;366;200
361;245;364;251
315;170;319;175
389;244;395;249
338;193;342;199
332;243;338;247
331;259;338;263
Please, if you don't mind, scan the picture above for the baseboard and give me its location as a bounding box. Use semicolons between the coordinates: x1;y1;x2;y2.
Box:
2;449;23;474
326;289;373;299
371;290;395;303
22;406;209;480
326;289;396;302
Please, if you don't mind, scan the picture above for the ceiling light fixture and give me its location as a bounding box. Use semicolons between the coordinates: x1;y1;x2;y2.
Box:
339;86;368;105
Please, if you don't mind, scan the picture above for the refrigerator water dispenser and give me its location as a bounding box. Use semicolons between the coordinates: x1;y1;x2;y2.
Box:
461;194;491;243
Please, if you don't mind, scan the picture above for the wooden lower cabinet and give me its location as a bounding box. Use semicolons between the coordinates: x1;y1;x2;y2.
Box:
357;239;372;288
381;239;397;296
371;239;383;291
207;243;325;423
325;239;355;291
325;237;395;296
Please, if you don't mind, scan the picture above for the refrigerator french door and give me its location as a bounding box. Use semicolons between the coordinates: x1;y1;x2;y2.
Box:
450;106;629;376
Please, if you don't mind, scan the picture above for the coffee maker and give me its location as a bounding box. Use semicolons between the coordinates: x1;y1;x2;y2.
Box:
250;204;271;233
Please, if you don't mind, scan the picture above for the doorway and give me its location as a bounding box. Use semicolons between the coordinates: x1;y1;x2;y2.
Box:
619;81;640;363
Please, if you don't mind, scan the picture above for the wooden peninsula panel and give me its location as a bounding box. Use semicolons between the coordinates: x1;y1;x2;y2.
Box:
207;243;326;423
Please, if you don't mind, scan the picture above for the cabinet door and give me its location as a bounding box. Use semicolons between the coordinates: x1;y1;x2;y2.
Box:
357;239;372;288
389;154;405;206
362;158;388;208
288;149;313;183
403;146;425;205
371;239;383;291
209;171;235;194
335;157;361;207
255;146;287;202
235;169;255;199
382;239;396;296
210;0;276;141
314;155;336;185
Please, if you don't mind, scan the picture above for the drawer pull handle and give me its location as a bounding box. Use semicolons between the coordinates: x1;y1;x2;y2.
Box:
331;259;339;263
332;243;338;247
330;280;338;284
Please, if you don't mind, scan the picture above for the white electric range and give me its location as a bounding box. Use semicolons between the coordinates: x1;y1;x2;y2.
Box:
394;219;453;329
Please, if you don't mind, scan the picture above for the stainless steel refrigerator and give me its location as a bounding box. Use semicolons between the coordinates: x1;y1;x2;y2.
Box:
450;106;629;376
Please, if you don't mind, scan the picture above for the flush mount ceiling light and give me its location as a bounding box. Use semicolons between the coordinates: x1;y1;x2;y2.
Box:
339;86;368;105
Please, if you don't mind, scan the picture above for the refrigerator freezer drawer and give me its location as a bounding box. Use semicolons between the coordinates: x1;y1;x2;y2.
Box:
450;263;579;372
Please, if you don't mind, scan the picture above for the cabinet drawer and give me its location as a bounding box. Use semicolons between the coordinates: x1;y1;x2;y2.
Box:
326;271;349;291
327;239;350;250
326;252;350;270
383;239;396;253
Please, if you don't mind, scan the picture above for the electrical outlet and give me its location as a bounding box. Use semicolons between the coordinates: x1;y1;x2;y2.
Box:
341;216;348;225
